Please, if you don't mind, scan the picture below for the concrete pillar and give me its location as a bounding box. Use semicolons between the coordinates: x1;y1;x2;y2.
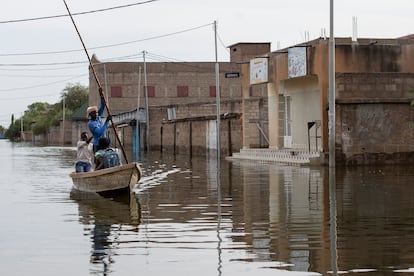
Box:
241;63;250;149
319;82;329;152
267;82;279;149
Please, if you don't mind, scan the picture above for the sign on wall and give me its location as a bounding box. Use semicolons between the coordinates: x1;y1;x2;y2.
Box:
225;72;240;78
250;58;268;85
288;47;307;78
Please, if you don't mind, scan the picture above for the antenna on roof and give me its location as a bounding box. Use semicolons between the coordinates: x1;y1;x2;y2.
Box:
352;16;358;42
321;28;327;40
305;31;310;42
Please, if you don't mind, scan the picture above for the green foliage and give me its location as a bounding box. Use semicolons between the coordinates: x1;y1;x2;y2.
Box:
5;119;21;140
60;83;89;111
5;82;88;140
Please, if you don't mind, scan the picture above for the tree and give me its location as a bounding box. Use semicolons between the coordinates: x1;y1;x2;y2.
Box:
5;83;88;140
5;119;21;140
0;125;6;135
60;83;88;112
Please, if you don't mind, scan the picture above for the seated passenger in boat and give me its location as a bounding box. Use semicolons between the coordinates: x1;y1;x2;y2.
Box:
94;137;120;170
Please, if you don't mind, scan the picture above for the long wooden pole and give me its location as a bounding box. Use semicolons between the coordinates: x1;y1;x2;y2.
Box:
62;0;128;164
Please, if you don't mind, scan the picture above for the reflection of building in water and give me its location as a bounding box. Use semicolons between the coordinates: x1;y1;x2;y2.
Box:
335;166;414;272
70;190;141;275
132;154;331;273
228;160;329;272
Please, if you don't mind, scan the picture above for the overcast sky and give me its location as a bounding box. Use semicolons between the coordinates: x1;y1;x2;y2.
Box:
1;0;413;127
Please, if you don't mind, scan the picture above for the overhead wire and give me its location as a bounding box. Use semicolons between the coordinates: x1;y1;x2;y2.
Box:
0;74;88;92
0;23;214;57
1;93;63;101
0;2;233;112
217;32;230;54
0;53;144;94
0;64;88;71
0;0;159;24
1;0;163;124
0;61;88;67
0;53;143;67
0;73;85;78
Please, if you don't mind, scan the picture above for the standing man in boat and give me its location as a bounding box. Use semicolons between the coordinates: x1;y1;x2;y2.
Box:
87;95;112;153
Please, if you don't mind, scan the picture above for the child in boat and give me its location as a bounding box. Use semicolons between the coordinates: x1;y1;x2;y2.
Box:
94;137;120;170
75;132;93;173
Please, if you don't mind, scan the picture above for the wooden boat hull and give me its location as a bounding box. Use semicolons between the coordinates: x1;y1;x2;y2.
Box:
70;162;142;193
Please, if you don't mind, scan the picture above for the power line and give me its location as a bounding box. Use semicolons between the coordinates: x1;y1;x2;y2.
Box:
0;0;159;24
0;74;86;92
143;51;234;73
0;73;85;78
0;23;214;57
0;53;143;67
0;93;60;101
0;64;87;71
0;24;223;66
217;32;230;54
0;61;88;67
145;52;187;62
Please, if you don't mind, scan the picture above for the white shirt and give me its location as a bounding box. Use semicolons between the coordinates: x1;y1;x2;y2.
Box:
76;141;92;163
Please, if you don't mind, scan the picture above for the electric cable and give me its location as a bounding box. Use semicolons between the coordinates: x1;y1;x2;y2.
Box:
0;0;159;24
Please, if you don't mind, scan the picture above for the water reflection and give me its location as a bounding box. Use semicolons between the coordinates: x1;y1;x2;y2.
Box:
70;190;141;275
130;155;326;275
329;167;338;276
335;165;414;275
230;161;327;271
4;140;414;275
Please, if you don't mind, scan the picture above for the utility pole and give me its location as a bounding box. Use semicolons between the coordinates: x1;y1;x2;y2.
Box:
20;113;23;141
214;21;221;163
143;51;150;153
328;0;336;168
214;20;222;260
62;96;65;146
136;66;142;161
328;1;338;275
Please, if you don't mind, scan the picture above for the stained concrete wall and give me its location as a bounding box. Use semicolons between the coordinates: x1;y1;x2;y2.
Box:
228;43;271;63
104;100;244;158
259;37;414;163
336;73;414;165
151;100;243;156
159;115;242;157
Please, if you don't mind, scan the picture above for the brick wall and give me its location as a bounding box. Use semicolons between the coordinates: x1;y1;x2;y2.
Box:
89;61;243;115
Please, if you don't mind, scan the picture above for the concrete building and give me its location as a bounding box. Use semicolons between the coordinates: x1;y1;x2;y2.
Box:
86;37;414;165
87;43;271;160
234;36;414;165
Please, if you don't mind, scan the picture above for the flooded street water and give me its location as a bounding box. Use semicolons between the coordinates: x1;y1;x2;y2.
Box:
2;139;414;276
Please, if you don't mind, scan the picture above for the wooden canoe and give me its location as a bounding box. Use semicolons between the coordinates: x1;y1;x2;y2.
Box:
70;162;142;193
